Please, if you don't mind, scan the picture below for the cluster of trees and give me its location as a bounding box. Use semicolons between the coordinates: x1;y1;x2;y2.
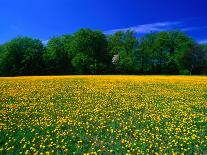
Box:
0;29;207;76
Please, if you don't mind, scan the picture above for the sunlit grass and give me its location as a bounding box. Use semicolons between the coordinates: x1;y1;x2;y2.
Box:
0;76;207;154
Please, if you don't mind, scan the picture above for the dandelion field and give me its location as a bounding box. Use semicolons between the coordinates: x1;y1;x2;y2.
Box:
0;76;207;155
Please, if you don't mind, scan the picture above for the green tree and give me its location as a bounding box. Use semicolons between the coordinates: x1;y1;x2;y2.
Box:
70;29;109;74
108;30;138;73
136;33;156;73
0;29;206;76
0;45;4;75
0;37;44;76
180;44;207;75
137;31;193;74
71;53;92;74
43;35;73;74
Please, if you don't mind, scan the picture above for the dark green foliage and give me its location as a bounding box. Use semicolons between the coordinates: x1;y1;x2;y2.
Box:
70;29;109;74
71;52;92;74
136;31;194;74
43;35;73;74
179;44;207;75
108;30;138;74
0;29;206;76
0;37;44;76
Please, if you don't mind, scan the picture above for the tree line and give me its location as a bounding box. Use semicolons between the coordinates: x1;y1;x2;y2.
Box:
0;29;207;76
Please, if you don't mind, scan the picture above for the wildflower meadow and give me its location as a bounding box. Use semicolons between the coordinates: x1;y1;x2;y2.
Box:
0;76;206;154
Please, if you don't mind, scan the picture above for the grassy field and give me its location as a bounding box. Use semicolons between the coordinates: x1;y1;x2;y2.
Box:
0;76;207;155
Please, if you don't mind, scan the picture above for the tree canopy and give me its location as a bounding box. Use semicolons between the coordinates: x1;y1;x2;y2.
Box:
43;35;72;74
70;29;109;74
0;37;44;76
0;29;206;76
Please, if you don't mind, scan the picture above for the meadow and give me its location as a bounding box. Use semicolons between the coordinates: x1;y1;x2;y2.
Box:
0;76;206;155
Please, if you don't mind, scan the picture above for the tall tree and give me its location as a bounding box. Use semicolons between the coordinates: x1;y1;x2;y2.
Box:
0;45;4;75
136;33;156;73
70;29;109;74
108;30;138;73
180;44;207;75
43;35;73;74
137;31;193;74
0;37;44;76
0;29;206;76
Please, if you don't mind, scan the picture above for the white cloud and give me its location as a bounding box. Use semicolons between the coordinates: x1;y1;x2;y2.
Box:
181;26;207;32
42;40;49;45
104;21;182;34
198;39;207;44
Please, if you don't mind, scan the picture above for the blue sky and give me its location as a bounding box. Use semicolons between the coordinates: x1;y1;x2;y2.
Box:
0;0;207;44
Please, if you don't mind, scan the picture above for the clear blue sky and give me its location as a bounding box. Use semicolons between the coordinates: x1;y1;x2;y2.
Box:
0;0;207;44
